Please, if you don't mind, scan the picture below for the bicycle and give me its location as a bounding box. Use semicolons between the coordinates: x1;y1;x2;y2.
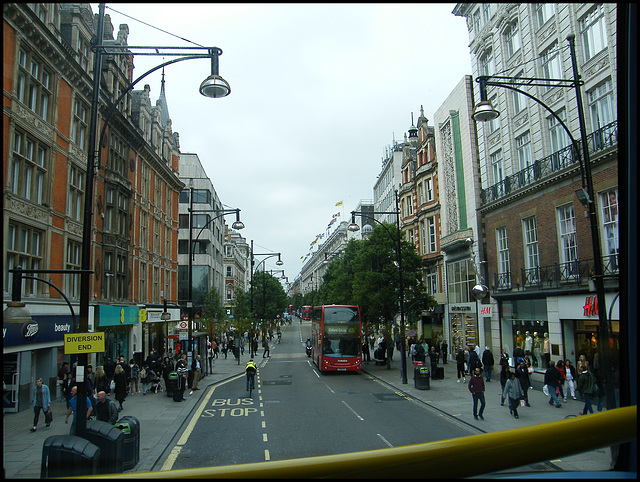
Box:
247;372;255;397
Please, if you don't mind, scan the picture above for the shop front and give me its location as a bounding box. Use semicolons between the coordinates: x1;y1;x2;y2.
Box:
556;292;620;371
96;305;140;365
498;298;549;370
448;302;478;353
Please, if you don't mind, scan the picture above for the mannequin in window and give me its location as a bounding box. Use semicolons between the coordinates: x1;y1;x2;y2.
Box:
515;330;524;351
532;332;542;368
524;331;533;354
543;332;550;368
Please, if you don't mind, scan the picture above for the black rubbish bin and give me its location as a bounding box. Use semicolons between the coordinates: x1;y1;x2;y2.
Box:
115;415;140;470
414;365;430;390
85;419;125;474
41;435;100;478
166;372;178;398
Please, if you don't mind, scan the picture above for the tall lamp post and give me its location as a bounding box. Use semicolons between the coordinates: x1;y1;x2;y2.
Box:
187;193;244;360
472;34;613;410
348;190;408;384
75;3;231;437
250;241;283;325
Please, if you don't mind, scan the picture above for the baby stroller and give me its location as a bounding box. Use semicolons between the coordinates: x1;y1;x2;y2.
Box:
147;369;163;393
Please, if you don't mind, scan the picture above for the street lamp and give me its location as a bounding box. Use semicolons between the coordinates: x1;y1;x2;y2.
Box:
75;3;232;437
348;190;408;384
249;240;283;323
187;192;244;361
471;34;613;410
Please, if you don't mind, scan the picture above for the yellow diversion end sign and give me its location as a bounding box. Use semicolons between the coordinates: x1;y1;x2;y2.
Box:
64;333;105;354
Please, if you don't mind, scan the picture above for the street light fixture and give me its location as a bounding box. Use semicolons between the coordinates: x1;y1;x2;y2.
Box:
187;192;244;360
75;3;232;437
471;34;614;411
348;190;408;384
249;240;283;323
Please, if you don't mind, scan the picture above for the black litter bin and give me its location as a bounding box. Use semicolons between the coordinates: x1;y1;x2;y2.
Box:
85;419;125;474
167;372;178;398
41;435;101;478
414;365;430;390
115;415;141;470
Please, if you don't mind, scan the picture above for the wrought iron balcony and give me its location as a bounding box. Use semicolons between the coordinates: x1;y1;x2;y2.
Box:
493;254;619;292
481;121;618;205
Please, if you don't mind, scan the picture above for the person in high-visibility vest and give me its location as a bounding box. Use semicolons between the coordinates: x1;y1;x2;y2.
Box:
245;360;257;391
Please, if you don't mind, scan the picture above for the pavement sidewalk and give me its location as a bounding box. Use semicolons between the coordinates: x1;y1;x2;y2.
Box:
3;339;612;478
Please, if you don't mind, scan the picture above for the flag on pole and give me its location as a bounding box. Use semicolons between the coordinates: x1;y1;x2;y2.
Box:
335;200;343;206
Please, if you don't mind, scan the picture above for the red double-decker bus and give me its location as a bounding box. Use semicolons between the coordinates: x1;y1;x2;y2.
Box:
310;305;362;372
301;305;313;320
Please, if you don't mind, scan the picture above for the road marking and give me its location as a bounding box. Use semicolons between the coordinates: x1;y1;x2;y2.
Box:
263;433;268;442
325;384;335;394
342;400;364;421
262;421;266;428
377;433;393;447
265;449;271;461
162;446;182;470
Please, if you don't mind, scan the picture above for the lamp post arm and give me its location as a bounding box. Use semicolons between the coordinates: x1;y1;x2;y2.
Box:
478;77;586;190
191;209;240;260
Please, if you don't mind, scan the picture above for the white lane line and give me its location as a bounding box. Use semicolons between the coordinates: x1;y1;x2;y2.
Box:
263;433;268;442
342;400;364;421
265;449;271;461
377;433;393;447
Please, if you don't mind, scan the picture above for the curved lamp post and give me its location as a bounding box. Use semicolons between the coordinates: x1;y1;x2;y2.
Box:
187;194;244;359
471;34;613;410
73;3;232;437
250;240;283;324
348;190;408;384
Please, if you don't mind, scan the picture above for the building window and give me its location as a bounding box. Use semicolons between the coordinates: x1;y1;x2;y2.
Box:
580;5;607;61
424;266;438;296
154;219;161;253
522;217;540;284
540;42;562;88
491;150;504;186
192;189;211;205
5;222;43;297
548;109;571;154
226;266;232;277
67;165;84;221
512;73;528;114
116;253;128;300
496;227;511;288
482;4;492;24
140;262;147;301
503;20;521;58
600;188;619;272
479;49;495;77
587;79;616;130
427;217;437;253
72;99;88;150
77;35;90;72
11;130;47;204
65;240;81;299
141;164;150;199
418;183;424;205
108;134;128;178
140;210;149;248
446;259;475;303
153;266;160;303
556;204;578;278
104;188;114;232
16;48;51;120
117;192;128;237
425;178;434;202
487;96;500;133
516;132;533;172
165;225;171;259
535;3;555;29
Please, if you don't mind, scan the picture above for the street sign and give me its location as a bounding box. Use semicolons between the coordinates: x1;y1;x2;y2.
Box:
64;332;105;354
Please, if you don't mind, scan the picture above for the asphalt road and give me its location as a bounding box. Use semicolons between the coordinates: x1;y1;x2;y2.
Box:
157;322;481;470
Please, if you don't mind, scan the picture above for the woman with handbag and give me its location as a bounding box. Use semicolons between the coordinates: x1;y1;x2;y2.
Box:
30;378;52;432
113;364;128;411
502;371;525;419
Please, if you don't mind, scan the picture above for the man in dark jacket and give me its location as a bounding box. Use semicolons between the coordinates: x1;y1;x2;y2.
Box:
515;360;531;407
95;391;118;424
482;347;495;382
544;362;563;408
467;347;482;375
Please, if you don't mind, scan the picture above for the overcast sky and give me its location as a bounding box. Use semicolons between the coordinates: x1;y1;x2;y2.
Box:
93;3;472;284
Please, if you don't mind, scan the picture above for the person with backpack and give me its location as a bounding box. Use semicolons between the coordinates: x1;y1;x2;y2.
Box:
576;363;598;415
129;359;140;394
95;391;118;425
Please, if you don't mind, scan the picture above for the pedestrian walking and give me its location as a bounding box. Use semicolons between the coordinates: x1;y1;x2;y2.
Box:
463;347;470;375
95;391;118;425
62;372;74;409
499;348;510;371
503;371;525;419
113;364;128;411
129;359;140;394
515;360;531;407
362;339;371;362
207;345;215;372
441;340;448;364
543;360;563;408
176;355;188;401
499;361;510;406
64;386;93;435
564;359;578;400
456;349;466;383
190;354;202;394
482;346;495;382
415;342;426;364
103;357;115;393
428;346;438;378
140;365;151;394
162;356;174;391
576;363;597;415
263;337;270;358
94;365;109;396
468;346;482;375
30;378;52;432
555;360;567;402
468;367;486;420
57;362;69;402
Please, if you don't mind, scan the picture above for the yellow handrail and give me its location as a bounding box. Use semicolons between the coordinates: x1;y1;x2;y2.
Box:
76;405;636;479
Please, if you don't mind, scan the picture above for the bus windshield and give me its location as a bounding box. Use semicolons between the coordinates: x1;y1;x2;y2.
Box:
322;306;360;357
